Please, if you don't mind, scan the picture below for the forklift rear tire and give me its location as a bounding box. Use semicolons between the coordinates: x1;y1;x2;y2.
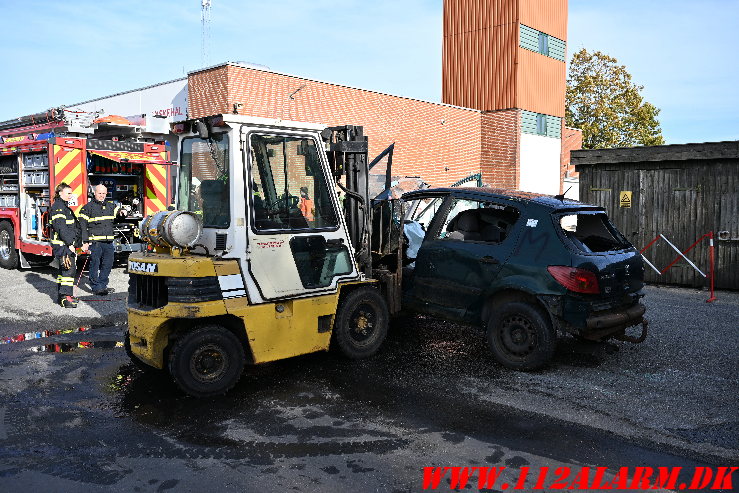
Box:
0;222;19;269
333;287;389;359
168;325;245;398
486;301;556;371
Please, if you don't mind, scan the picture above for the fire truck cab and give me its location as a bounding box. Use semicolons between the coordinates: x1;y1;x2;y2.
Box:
0;108;174;269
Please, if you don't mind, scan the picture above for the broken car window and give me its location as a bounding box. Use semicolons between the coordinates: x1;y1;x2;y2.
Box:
558;213;631;252
438;199;520;243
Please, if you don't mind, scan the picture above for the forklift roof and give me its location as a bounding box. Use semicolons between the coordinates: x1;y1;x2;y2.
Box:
202;114;327;132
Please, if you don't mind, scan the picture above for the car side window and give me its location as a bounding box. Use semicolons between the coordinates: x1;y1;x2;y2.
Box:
409;197;442;231
437;199;520;244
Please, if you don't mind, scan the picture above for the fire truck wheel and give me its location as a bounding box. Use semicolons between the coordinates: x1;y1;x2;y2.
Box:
486;301;556;371
168;325;245;398
333;287;389;359
0;222;19;269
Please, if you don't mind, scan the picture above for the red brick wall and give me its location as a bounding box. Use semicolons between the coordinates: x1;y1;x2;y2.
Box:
188;64;516;188
481;109;520;188
560;126;583;190
188;68;229;117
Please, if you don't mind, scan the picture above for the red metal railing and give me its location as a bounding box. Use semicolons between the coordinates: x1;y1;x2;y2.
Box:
640;231;716;303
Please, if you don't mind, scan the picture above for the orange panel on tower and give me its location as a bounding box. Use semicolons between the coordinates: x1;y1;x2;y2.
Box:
519;0;568;40
516;48;566;117
442;0;519;111
443;0;567;116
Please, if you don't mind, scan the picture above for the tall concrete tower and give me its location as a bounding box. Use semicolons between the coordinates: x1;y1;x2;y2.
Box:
442;0;569;194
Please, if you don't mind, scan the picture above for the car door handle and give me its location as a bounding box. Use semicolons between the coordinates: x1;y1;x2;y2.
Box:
479;256;499;264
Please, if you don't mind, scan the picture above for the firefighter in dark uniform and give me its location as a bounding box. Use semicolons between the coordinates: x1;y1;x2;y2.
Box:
79;184;126;296
50;182;89;308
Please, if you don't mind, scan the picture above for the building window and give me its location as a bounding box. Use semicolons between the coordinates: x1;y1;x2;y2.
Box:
536;114;547;135
522;110;561;138
538;32;549;57
520;24;565;62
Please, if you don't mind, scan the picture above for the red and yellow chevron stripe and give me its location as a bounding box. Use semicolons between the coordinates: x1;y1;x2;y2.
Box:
144;163;168;216
51;141;87;212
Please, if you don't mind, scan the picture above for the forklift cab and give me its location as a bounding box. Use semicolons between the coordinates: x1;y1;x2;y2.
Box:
175;115;359;302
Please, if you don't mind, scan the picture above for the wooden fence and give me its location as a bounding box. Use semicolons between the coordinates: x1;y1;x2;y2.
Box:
573;141;738;289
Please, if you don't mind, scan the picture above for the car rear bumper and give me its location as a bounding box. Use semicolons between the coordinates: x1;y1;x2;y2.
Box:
586;302;646;330
541;294;647;342
580;302;647;342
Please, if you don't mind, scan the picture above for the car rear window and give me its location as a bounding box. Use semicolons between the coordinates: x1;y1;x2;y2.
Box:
558;212;631;253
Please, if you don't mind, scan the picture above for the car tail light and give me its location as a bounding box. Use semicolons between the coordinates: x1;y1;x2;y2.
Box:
547;266;600;294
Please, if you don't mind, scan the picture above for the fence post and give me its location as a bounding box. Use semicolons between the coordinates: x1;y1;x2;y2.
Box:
707;231;717;303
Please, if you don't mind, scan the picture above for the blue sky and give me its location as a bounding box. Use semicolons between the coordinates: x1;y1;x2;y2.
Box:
0;0;736;144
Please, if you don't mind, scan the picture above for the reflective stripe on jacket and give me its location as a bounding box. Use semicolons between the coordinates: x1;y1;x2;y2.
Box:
79;199;119;242
50;198;80;249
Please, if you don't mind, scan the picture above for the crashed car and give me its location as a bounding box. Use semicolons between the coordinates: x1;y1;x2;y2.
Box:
401;187;647;370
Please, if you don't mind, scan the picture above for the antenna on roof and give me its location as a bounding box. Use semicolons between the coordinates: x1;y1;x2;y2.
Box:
201;0;212;67
555;186;572;202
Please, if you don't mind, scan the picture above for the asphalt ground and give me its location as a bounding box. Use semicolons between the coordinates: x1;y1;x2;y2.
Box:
0;260;129;333
0;264;737;491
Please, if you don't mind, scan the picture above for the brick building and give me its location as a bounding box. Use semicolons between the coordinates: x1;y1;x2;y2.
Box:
74;0;577;192
187;62;521;188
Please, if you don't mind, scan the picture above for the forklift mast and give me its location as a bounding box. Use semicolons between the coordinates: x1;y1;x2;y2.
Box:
323;125;372;277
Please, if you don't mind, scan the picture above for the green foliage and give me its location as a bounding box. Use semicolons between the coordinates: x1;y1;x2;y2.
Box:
566;49;665;149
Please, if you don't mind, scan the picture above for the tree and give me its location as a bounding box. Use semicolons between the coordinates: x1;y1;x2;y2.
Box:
566;49;665;149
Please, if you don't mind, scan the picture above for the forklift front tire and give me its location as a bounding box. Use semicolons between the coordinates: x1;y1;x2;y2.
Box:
168;325;246;398
333;287;389;359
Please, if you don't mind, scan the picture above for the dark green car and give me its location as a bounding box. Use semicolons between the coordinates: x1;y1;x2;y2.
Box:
401;187;647;370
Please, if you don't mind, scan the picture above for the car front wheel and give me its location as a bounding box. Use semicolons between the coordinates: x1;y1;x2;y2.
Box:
486;301;556;370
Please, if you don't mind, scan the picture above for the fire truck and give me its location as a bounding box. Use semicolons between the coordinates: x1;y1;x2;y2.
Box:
0;107;173;269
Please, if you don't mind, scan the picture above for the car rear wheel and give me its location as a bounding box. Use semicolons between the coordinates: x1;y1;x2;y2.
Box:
486;301;555;370
333;287;389;359
168;325;245;397
0;222;19;269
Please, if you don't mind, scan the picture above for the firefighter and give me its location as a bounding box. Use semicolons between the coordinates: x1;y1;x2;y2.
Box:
79;184;126;296
50;183;88;308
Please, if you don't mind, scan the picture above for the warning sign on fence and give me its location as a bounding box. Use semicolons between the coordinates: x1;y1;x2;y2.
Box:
620;191;632;208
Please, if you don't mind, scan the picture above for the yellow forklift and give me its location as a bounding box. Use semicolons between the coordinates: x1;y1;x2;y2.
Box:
126;115;403;397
